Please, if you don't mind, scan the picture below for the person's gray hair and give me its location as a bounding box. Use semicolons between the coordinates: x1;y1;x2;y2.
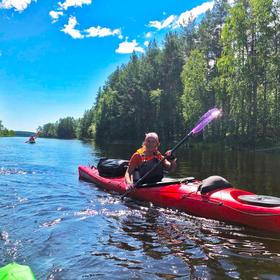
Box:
145;132;159;143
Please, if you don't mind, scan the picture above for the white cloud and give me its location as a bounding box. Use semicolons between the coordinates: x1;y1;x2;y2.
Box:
144;41;149;47
49;10;63;23
148;1;214;31
60;16;123;41
149;15;176;30
116;39;144;54
0;0;33;12
85;26;121;38
61;16;84;39
58;0;91;10
175;1;214;27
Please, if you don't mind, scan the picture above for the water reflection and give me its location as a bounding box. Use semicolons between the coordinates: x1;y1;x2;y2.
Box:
92;141;280;196
86;141;280;278
112;203;280;279
1;138;280;279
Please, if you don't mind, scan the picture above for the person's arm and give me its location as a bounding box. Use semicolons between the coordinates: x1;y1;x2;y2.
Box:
125;165;134;185
163;150;177;173
125;153;141;185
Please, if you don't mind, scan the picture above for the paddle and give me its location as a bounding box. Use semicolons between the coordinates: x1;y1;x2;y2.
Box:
121;108;222;199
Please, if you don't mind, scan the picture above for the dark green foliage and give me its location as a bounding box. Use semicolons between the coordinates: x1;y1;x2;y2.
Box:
39;117;77;139
77;109;95;139
38;123;58;138
218;0;280;144
57;117;77;139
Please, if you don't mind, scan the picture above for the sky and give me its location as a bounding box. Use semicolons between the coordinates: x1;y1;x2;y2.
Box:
0;0;214;131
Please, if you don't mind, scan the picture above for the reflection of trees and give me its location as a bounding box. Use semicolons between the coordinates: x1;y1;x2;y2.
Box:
93;141;280;197
177;145;280;196
91;141;135;161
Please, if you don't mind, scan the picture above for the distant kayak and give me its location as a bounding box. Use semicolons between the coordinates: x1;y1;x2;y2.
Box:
79;165;280;233
25;139;36;144
0;263;36;280
25;133;39;144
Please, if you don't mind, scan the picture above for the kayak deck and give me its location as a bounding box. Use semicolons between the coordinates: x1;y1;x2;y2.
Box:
78;165;280;233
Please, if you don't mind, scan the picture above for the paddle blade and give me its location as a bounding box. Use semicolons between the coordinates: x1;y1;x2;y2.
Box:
191;108;222;135
0;263;36;280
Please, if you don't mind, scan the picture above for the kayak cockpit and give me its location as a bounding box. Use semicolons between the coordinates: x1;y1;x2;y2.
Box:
238;194;280;207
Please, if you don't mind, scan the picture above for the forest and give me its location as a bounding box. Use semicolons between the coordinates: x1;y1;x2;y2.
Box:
39;0;280;146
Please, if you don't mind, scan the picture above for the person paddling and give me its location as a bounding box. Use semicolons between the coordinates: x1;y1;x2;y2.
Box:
26;131;40;143
25;135;36;143
125;132;176;187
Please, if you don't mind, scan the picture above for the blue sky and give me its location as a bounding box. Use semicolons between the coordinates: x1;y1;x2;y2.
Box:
0;0;214;131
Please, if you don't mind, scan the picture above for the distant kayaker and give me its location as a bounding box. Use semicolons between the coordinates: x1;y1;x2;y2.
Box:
29;135;35;142
125;132;176;186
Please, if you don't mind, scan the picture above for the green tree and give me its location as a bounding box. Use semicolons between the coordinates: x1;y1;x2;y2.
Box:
77;109;95;139
159;32;185;140
57;117;77;139
40;123;58;138
181;49;212;126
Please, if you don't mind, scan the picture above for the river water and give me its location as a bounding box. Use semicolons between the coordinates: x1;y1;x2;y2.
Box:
0;137;280;279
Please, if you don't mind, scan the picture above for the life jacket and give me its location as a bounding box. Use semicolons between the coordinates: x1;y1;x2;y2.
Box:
133;147;164;184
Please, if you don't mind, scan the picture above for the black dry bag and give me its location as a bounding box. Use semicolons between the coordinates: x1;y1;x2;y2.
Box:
97;158;129;178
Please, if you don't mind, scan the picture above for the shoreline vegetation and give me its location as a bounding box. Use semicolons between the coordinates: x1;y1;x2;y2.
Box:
3;127;280;151
4;0;279;149
0;121;15;137
38;0;280;147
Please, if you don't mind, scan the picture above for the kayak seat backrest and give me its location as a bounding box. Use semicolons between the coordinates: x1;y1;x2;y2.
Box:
199;175;232;194
97;158;129;178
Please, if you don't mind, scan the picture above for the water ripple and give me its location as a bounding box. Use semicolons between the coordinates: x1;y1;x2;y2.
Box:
0;167;31;175
1;138;280;279
40;218;63;228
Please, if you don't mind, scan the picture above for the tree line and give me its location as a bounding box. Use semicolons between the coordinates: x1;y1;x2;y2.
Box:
0;121;15;136
39;0;280;146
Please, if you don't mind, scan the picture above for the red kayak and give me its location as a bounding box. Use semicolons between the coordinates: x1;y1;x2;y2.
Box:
78;165;280;233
